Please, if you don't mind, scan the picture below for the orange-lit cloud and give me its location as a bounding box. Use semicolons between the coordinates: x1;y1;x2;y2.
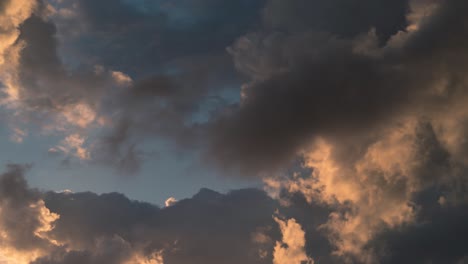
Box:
273;217;314;264
264;110;468;262
164;197;178;207
0;0;36;105
49;134;90;160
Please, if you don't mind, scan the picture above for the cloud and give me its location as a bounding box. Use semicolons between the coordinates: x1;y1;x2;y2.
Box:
204;0;468;175
273;217;314;264
252;0;468;248
264;116;468;262
213;2;468;260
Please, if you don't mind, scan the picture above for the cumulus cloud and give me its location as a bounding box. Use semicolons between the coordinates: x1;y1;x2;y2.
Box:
228;1;468;262
263;109;468;262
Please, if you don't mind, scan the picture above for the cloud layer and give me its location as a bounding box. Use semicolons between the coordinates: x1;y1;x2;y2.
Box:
0;165;325;264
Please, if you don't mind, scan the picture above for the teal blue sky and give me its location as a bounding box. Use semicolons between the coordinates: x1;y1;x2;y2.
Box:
0;126;259;206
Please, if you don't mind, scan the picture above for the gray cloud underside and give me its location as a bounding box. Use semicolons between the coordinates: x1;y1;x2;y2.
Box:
0;165;333;264
1;164;468;263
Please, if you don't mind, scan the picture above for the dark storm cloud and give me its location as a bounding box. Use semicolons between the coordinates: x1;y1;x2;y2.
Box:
205;0;468;175
208;32;412;174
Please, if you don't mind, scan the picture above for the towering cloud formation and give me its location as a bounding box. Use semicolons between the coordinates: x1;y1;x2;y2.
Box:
225;0;468;262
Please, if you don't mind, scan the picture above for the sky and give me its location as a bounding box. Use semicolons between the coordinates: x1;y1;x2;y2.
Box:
1;0;468;263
